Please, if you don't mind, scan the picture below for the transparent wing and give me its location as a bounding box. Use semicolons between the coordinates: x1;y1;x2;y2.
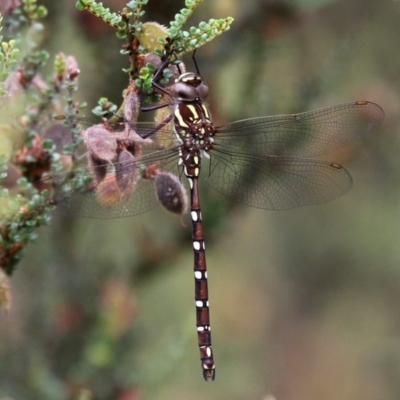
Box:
216;101;384;158
206;149;352;210
42;101;383;217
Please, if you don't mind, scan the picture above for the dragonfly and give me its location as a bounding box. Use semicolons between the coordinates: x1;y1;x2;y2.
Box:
43;60;384;381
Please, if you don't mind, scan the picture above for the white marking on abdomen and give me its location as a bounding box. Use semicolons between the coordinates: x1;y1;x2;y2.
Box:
194;271;202;279
197;325;210;332
193;241;201;251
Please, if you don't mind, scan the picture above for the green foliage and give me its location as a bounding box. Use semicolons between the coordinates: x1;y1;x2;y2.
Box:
92;97;118;118
0;2;85;275
161;0;234;59
165;17;234;59
0;16;20;97
22;0;48;20
75;0;233;72
0;175;53;275
76;0;128;32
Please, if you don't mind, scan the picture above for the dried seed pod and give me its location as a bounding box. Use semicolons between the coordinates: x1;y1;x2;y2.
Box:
124;82;140;124
155;172;188;215
115;149;138;198
84;124;117;162
138;22;168;55
88;153;108;184
95;172;122;206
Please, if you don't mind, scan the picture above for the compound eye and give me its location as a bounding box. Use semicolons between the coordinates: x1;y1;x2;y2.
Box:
171;82;197;101
197;82;209;100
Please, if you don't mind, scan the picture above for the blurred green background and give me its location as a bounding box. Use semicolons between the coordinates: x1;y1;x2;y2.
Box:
2;0;400;399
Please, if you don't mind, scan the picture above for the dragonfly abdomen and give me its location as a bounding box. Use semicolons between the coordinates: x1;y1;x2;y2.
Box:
180;145;215;380
189;177;215;381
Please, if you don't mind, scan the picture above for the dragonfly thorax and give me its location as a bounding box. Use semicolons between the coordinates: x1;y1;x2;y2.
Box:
170;72;209;102
174;100;216;151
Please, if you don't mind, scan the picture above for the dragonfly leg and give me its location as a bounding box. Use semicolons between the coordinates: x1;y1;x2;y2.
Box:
140;112;174;139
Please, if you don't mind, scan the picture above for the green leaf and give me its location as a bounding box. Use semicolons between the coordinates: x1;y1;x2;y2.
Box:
75;0;86;11
36;6;48;18
116;31;127;39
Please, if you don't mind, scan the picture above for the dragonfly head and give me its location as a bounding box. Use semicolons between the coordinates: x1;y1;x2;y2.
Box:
170;72;209;102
